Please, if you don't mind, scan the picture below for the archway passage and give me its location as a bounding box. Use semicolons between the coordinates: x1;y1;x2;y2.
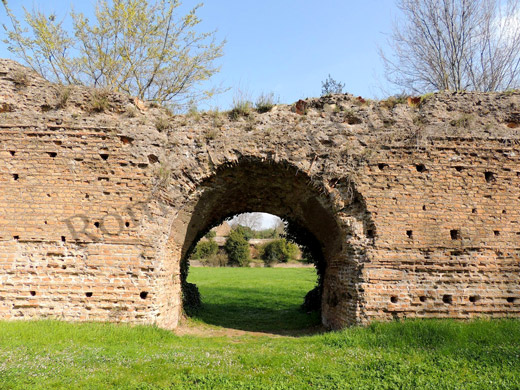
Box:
171;158;371;331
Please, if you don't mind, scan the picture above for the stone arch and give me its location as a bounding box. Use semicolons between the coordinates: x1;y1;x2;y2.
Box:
163;157;375;329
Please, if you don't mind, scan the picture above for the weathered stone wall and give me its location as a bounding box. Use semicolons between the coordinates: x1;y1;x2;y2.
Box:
0;59;519;329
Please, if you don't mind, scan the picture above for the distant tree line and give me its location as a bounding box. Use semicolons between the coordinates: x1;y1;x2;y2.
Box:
191;225;300;267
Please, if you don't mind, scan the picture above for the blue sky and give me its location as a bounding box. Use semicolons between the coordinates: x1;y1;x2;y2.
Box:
0;0;399;110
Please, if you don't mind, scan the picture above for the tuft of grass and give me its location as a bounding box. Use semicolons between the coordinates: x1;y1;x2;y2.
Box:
380;93;408;110
12;70;29;89
255;92;277;113
187;105;201;122
208;109;224;128
420;92;435;104
450;113;473;128
204;128;219;141
229;99;252;120
55;85;72;109
89;90;110;113
155;116;170;132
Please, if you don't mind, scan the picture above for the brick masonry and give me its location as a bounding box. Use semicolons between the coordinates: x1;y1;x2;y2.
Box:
0;59;519;329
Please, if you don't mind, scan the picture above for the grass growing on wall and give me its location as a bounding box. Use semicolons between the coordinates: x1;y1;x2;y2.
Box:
0;267;519;389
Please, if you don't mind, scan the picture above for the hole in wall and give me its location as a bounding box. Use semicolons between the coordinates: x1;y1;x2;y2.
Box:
138;163;148;169
61;236;66;242
62;265;67;270
100;154;109;161
406;230;413;239
47;152;57;158
485;171;495;182
148;154;159;164
469;295;480;303
9;151;15;156
366;229;375;238
450;230;460;240
494;230;500;236
125;222;130;228
85;194;89;199
94;222;100;228
86;292;93;298
54;141;62;146
390;296;398;303
13;235;19;240
120;136;134;145
416;164;426;173
378;163;389;170
12;174;19;181
30;291;36;296
455;166;464;172
419;296;427;302
507;297;516;303
442;294;453;304
422;205;426;211
472;208;477;214
140;291;148;299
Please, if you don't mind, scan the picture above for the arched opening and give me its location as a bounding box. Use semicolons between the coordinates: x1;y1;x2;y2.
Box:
166;157;373;331
186;212;322;333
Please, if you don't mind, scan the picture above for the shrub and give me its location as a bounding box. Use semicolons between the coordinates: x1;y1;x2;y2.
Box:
261;238;299;266
255;92;276;113
321;74;345;96
202;253;228;267
224;229;250;267
192;239;218;260
233;225;254;241
182;282;201;314
205;230;216;239
301;285;321;312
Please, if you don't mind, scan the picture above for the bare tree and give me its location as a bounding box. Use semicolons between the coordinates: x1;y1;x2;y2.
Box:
230;213;263;231
381;0;520;93
1;0;224;109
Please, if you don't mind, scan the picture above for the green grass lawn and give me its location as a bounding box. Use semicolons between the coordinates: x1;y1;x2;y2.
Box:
186;267;320;333
0;267;519;389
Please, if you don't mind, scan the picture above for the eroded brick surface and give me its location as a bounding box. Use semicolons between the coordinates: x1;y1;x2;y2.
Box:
0;59;518;329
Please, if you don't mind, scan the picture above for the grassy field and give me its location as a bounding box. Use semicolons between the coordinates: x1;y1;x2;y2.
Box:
186;267;320;333
0;268;519;389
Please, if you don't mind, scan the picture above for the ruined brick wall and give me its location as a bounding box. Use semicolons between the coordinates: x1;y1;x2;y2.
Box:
0;59;518;329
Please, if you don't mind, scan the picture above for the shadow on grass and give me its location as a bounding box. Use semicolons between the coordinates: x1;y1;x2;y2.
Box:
188;286;321;335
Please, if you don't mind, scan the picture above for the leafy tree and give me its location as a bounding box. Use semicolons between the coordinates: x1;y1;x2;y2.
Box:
260;238;299;266
381;0;520;93
321;74;345;96
204;230;216;240
191;239;218;260
224;229;250;267
232;225;254;241
1;0;225;109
